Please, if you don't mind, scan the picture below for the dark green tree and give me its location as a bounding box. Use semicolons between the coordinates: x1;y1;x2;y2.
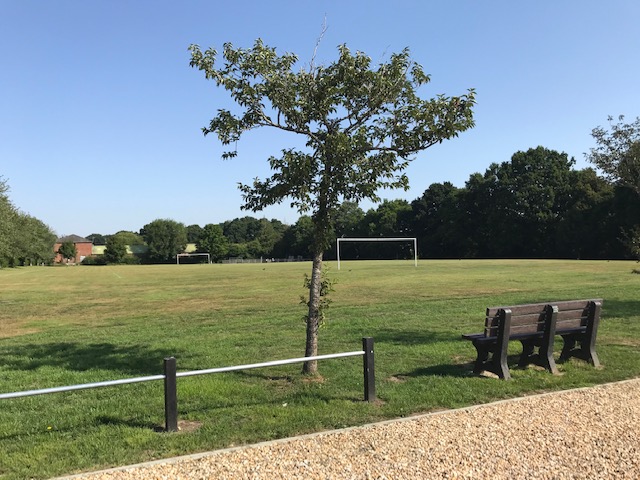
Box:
198;223;229;261
190;39;475;373
15;213;56;265
0;178;18;267
554;169;616;259
141;219;188;263
227;242;248;258
0;178;56;267
57;241;77;263
465;147;575;258
222;216;262;244
111;230;145;246
253;219;284;257
104;234;128;264
411;182;469;258
287;216;315;258
186;224;204;244
333;201;365;238
86;233;107;245
358;200;413;259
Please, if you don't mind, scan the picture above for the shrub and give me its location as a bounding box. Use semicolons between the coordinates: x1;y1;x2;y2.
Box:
81;256;106;266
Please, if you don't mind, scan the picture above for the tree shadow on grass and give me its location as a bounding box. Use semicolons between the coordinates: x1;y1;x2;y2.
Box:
603;299;640;319
0;342;183;376
372;329;460;346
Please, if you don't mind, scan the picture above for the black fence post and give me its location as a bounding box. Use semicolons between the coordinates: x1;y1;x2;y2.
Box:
362;337;375;402
164;357;178;432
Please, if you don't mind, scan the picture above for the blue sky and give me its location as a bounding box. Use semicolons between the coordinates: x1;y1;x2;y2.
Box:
1;1;639;237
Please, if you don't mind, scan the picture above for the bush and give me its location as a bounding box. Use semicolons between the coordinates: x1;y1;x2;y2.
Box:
120;255;141;265
81;256;106;266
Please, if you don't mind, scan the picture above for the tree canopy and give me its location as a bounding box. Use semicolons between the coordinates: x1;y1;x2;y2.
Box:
190;39;475;373
141;219;188;263
197;223;229;261
57;241;77;263
104;233;129;264
0;177;56;267
587;115;640;194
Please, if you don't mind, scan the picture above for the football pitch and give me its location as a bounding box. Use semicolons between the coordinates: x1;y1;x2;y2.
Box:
1;260;639;479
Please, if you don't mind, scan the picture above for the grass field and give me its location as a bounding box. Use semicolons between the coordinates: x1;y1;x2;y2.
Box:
1;260;639;479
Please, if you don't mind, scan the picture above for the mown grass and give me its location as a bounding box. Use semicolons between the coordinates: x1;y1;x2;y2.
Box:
0;260;639;479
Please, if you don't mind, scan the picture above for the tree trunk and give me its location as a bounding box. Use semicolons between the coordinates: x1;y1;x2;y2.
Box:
302;250;323;374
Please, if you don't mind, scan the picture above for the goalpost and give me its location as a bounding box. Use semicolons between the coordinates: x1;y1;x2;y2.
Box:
336;237;418;270
176;253;211;264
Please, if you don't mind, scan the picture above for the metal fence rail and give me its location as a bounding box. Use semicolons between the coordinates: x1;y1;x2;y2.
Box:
0;374;165;400
0;337;375;432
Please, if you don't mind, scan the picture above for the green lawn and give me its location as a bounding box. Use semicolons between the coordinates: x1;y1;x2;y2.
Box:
1;260;639;479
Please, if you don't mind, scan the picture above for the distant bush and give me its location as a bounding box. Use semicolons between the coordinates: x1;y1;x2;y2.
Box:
82;256;106;266
120;255;141;265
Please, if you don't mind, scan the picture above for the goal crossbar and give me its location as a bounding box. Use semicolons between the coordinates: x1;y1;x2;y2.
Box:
336;237;417;270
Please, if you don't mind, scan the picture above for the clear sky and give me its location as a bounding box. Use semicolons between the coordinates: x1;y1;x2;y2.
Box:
1;1;639;237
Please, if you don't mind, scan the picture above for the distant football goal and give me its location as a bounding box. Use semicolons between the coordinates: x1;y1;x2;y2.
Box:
176;253;211;264
336;237;418;270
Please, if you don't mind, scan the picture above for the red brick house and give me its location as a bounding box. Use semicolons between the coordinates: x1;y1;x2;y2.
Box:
54;235;93;264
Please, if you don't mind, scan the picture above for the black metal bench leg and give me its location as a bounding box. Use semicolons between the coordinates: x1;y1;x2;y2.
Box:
539;343;559;375
518;341;535;368
495;308;512;380
559;335;576;362
581;341;601;368
472;342;490;374
540;304;559;375
583;301;601;368
494;350;511;380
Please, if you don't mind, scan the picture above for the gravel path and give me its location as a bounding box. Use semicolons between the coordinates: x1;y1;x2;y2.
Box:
59;378;640;480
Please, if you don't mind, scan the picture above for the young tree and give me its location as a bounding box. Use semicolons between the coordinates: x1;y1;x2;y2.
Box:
190;40;475;373
57;241;77;264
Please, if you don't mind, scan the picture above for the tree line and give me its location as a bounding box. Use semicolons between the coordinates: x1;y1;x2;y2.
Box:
77;146;638;265
2;144;638;269
0;177;56;267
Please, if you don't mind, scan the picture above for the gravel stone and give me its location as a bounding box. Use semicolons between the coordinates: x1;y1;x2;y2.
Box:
58;379;640;480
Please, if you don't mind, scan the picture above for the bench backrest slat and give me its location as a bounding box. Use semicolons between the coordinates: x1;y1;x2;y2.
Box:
484;299;601;338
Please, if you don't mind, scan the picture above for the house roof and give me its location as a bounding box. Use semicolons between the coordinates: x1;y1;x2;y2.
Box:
56;234;92;244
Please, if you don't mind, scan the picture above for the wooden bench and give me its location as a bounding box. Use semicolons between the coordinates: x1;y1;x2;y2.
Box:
462;299;602;380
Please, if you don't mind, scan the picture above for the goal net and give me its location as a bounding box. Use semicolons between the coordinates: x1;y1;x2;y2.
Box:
176;253;211;264
336;237;418;270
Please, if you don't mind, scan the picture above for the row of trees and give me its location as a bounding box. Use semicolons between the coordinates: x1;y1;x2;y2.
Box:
88;217;296;264
84;145;639;265
0;178;56;267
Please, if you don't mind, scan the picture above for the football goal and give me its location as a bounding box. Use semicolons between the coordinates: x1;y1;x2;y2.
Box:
176;253;211;264
336;237;418;270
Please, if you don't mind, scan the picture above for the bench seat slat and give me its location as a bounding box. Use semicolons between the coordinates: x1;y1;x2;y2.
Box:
556;318;586;330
